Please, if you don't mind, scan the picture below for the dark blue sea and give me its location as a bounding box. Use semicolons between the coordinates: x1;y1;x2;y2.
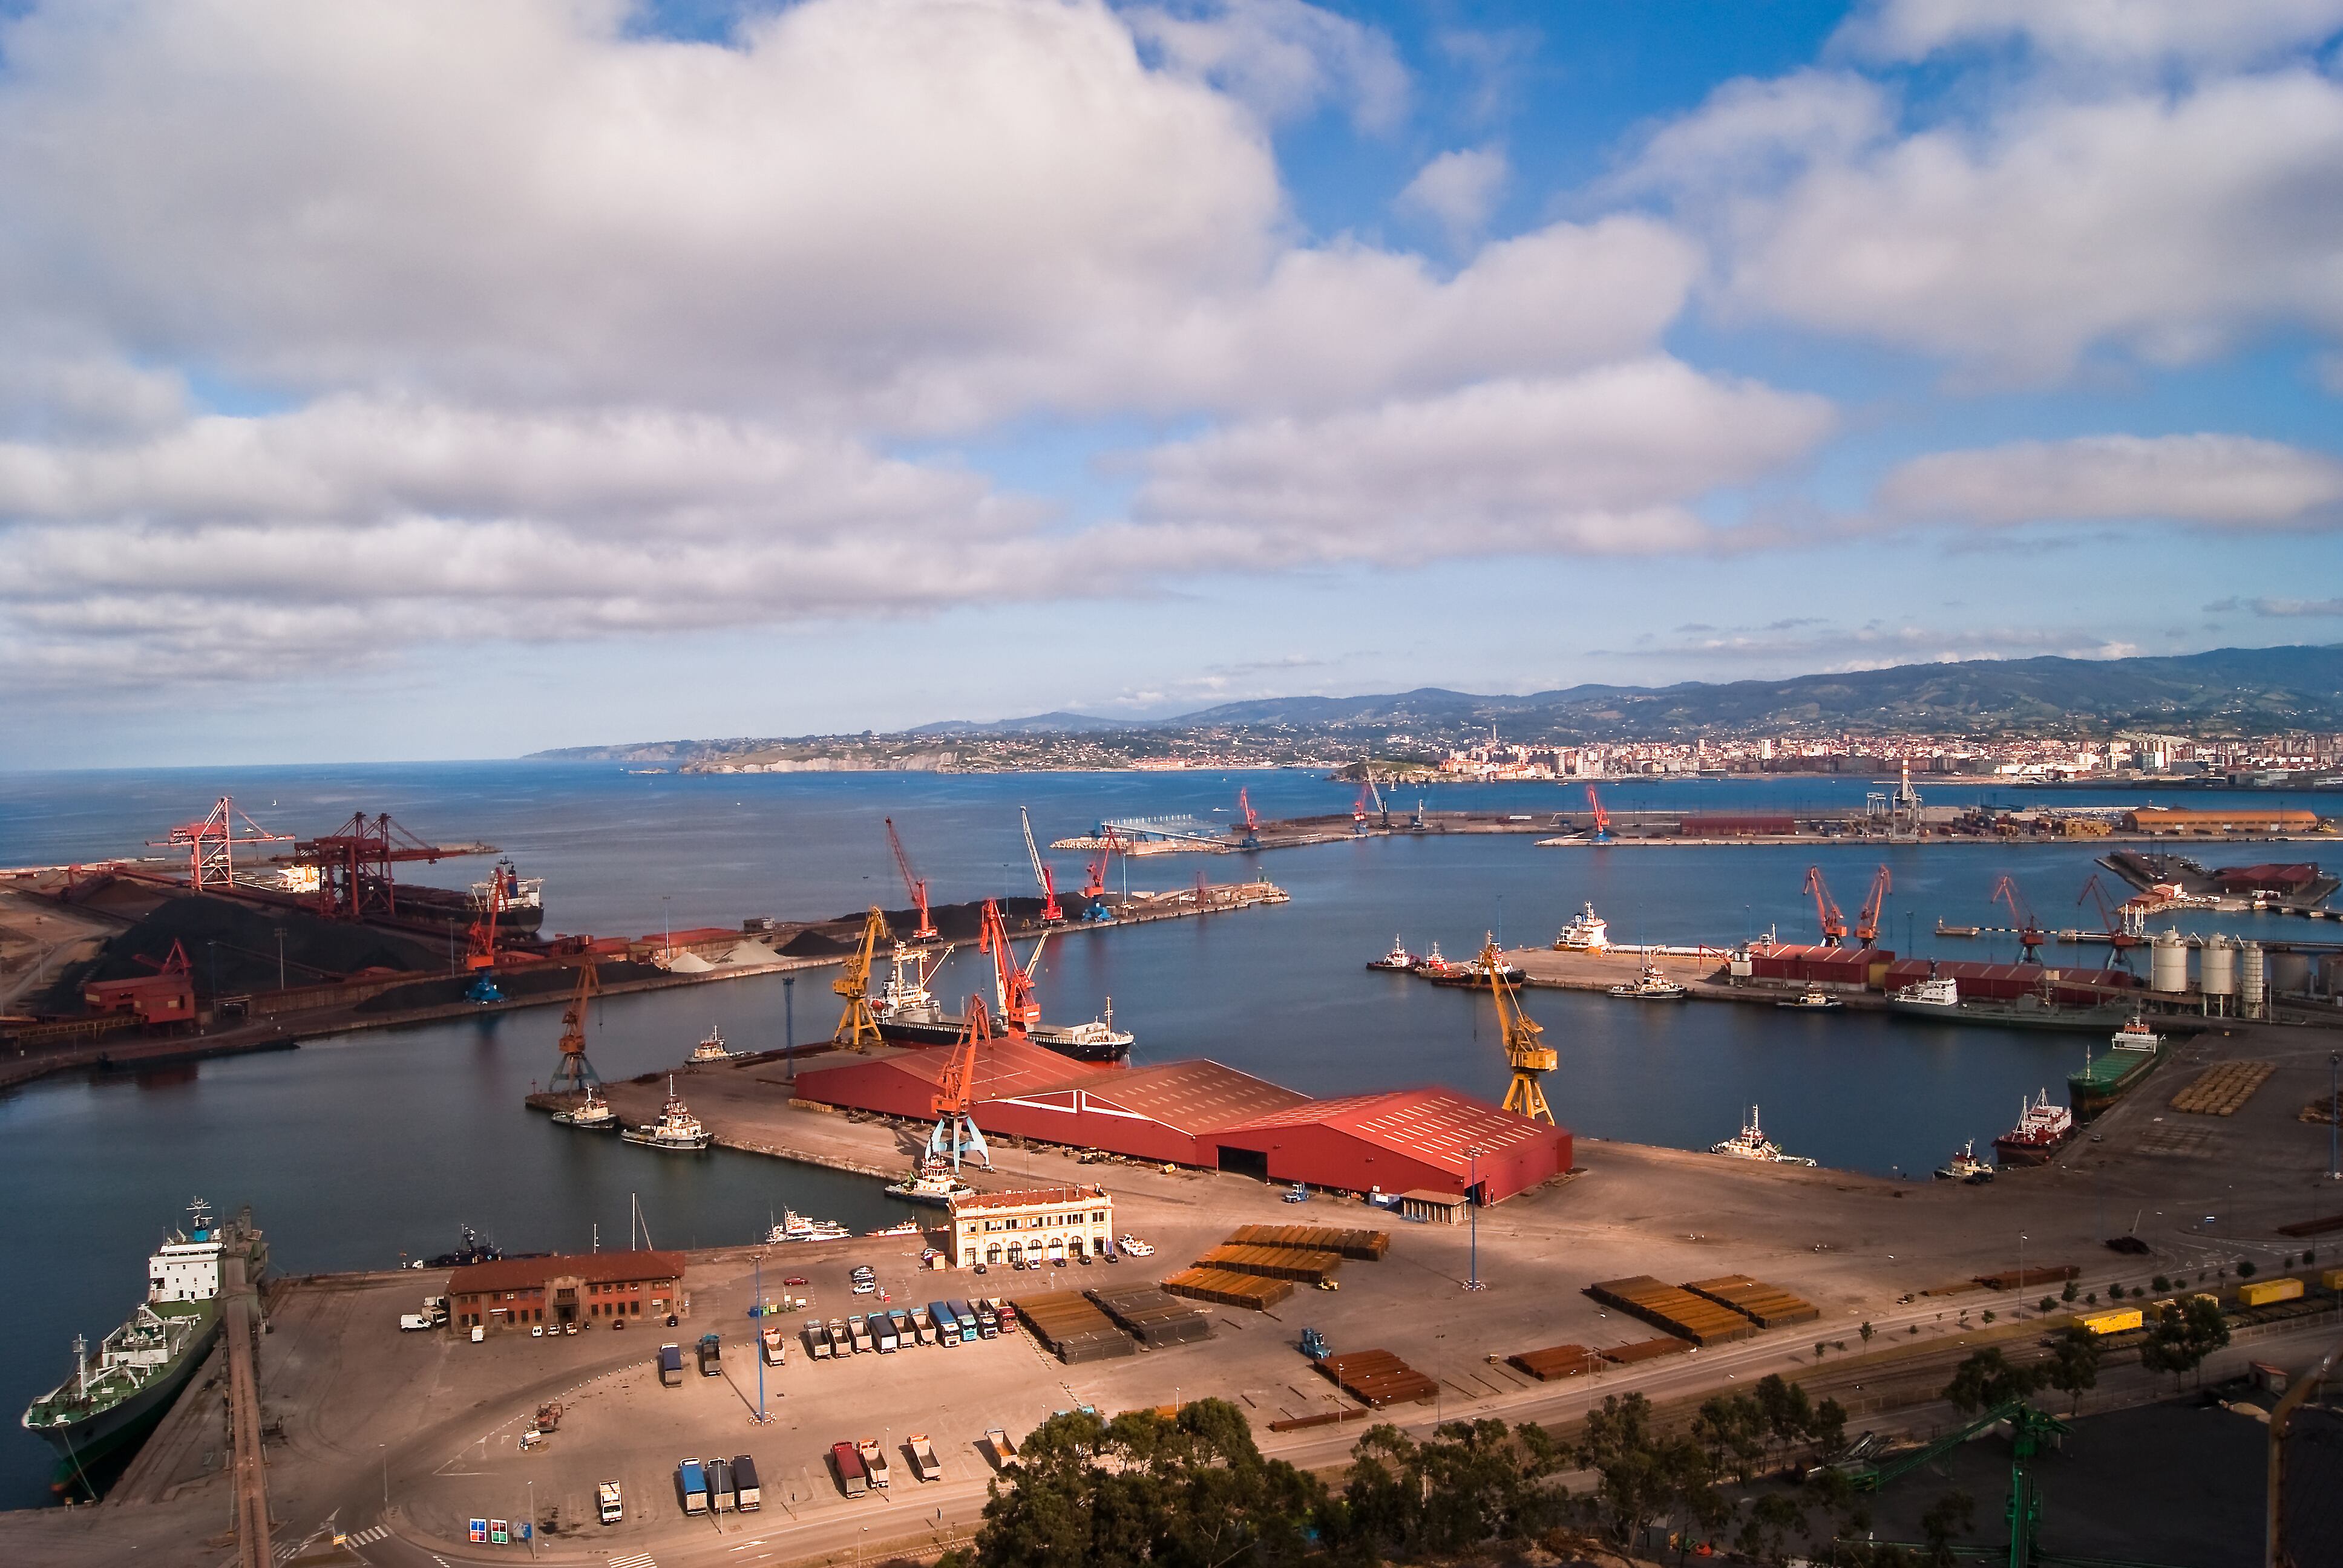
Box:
1;763;2331;1506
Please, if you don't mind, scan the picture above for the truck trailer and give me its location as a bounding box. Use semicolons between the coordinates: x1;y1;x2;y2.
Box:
659;1344;685;1386
732;1454;762;1511
831;1441;867;1497
677;1458;709;1515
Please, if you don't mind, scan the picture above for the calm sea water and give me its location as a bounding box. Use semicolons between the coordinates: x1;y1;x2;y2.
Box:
0;763;2330;1506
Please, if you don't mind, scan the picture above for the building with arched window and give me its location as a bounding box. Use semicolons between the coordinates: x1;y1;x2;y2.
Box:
946;1186;1112;1270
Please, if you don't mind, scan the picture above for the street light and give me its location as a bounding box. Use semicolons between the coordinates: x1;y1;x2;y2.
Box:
379;1442;387;1507
2329;1054;2339;1181
1464;1147;1484;1292
2019;1232;2028;1313
784;975;796;1083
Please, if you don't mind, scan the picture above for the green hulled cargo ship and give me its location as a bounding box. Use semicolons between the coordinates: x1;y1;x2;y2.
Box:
2066;1018;2169;1122
22;1198;266;1496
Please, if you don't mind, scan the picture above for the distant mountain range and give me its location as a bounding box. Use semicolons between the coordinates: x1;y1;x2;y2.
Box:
523;644;2343;759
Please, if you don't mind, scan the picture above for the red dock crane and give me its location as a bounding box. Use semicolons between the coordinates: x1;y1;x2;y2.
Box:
978;899;1041;1033
287;812;496;922
146;795;292;892
546;960;603;1093
1585;784;1611;843
926;995;995;1172
1803;866;1848;947
1991;875;2050;963
1019;807;1063;924
2077;873;2145;969
1854;864;1892;947
1081;825;1123;901
884;818;939;941
1237;787;1261;849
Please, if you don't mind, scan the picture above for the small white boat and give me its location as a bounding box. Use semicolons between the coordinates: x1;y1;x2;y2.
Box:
1117;1235;1155;1257
884;1160;974;1207
620;1076;710;1151
1934;1140;1994;1183
1776;987;1841;1010
1890;975;1959;1010
866;1220;924;1238
2109;1016;2162;1053
1554;902;1609;952
549;1083;618;1131
1711;1105;1816;1166
1366;935;1418;972
689;1025;735;1062
766;1209;851;1244
1608;959;1686;1001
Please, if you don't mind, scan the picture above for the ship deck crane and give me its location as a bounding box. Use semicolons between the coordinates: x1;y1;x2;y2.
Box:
833;907;888;1051
1584;784;1611;843
1020;807;1063;924
978;899;1041;1033
884;818;939;942
1237;787;1260;850
1803;866;1847;946
1991;875;2049;963
1854;864;1892;947
927;996;995;1172
547;960;603;1093
146;795;292;892
1480;937;1558;1125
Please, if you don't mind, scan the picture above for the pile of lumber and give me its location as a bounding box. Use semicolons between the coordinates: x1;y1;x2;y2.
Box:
1012;1292;1134;1364
1086;1284;1213;1348
1161;1268;1292;1310
2171;1060;2275;1117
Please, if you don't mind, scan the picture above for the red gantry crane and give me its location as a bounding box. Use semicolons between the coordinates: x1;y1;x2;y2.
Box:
147;796;292;892
1854;864;1892;947
288;812;496;923
1803;865;1848;947
884;818;939;941
1019;807;1063;924
547;959;603;1093
978;898;1041;1033
1991;874;2050;963
2077;872;2145;969
926;995;994;1172
1081;825;1123;900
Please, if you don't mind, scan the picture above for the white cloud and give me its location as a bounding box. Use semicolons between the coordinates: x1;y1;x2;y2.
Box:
1127;358;1835;560
1837;0;2343;70
1121;0;1409;131
1876;434;2343;528
1395;145;1510;244
1613;619;2149;668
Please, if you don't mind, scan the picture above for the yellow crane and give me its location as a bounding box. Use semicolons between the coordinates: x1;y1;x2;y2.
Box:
1481;937;1556;1124
833;906;888;1051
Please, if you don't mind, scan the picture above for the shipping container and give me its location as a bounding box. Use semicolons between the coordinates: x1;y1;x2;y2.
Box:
2239;1277;2304;1308
831;1442;867;1497
732;1454;762;1511
659;1344;685;1386
2322;1268;2343;1293
677;1458;709;1514
2080;1307;2142;1336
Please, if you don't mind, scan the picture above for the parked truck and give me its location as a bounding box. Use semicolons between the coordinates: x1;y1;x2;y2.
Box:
761;1326;786;1366
929;1301;957;1344
697;1333;723;1376
858;1437;891;1488
874;1313;899;1353
805;1317;832;1359
946;1299;980;1342
597;1480;623;1525
908;1433;943;1481
707;1456;735;1513
732;1453;762;1511
677;1457;709;1515
831;1441;868;1498
659;1344;685;1386
848;1316;875;1354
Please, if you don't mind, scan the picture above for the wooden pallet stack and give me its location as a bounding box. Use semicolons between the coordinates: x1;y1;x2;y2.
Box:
2171;1060;2276;1116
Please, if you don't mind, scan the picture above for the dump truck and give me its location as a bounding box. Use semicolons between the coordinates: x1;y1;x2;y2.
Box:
732;1453;762;1511
677;1457;709;1515
805;1318;832;1358
848;1316;875;1354
858;1437;891;1488
888;1308;912;1348
707;1456;735;1513
597;1480;623;1525
908;1434;943;1481
828;1318;851;1355
911;1305;936;1345
659;1344;686;1386
697;1333;723;1376
831;1441;867;1497
761;1327;786;1366
986;1426;1018;1468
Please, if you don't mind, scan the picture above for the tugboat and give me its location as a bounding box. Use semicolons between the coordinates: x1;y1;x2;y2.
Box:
1608;958;1687;1001
1412;941;1467;981
421;1226;503;1268
550;1082;618;1131
1992;1090;2074;1167
689;1025;735;1062
620;1076;712;1151
23;1199;267;1495
1887;973;1959;1013
1776;987;1841;1010
1554;903;1610;952
1933;1140;1994;1183
766;1209;851;1244
1367;935;1420;972
1710;1106;1817;1166
1427;935;1524;988
885;1157;975;1207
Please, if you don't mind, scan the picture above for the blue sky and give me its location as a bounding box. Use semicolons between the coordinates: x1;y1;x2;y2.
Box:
2;0;2341;765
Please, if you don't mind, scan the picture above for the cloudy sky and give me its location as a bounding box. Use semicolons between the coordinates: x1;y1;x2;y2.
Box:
4;0;2342;765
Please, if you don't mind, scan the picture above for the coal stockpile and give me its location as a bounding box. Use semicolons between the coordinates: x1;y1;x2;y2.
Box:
1161;1268;1292;1310
1508;1344;1602;1381
1086;1284;1213;1348
69;887;441;1000
1228;1224;1389;1261
790;896;1106;956
1599;1336;1694;1365
1194;1244;1342;1285
1315;1349;1437;1408
1012;1292;1134;1364
1586;1276;1755;1345
1682;1275;1820;1328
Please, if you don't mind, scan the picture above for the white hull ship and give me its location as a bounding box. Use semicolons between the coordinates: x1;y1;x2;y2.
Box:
766;1209;851;1244
1554;903;1609;952
1609;959;1687;1001
1366;935;1418;972
1711;1106;1816;1166
884;1159;975;1207
550;1083;618;1131
620;1076;710;1151
1934;1140;1993;1183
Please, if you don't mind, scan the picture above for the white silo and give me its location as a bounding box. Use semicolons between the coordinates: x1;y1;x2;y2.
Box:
2149;930;2189;994
2199;935;2236;1014
2240;941;2266;1019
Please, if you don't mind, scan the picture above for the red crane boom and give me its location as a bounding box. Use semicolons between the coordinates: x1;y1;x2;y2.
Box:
978;899;1040;1032
1585;784;1611;841
1991;874;2049;962
1239;787;1259;834
884;818;938;941
1081;826;1122;901
1803;866;1848;946
1854;864;1892;947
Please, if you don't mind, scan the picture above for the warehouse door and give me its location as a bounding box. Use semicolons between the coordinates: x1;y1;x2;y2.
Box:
1216;1145;1269;1181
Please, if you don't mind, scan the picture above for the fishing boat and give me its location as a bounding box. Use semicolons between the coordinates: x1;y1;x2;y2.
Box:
1553;903;1609;952
1367;935;1419;972
1992;1091;2074;1167
1711;1106;1816;1166
766;1210;853;1244
23;1200;267;1496
884;1159;975;1207
689;1025;735;1062
620;1076;711;1151
549;1082;618;1131
1608;959;1686;1001
1933;1140;1994;1183
1776;987;1841;1010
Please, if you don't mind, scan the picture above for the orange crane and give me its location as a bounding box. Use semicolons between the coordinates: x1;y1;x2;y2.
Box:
1991;875;2049;963
1480;936;1557;1125
1237;787;1260;849
1585;784;1611;843
2077;873;2145;969
1081;825;1123;900
832;906;888;1051
884;818;939;941
547;959;603;1093
1854;864;1892;947
462;875;505;1001
978;898;1041;1033
1019;807;1063;924
1802;866;1847;947
926;995;994;1172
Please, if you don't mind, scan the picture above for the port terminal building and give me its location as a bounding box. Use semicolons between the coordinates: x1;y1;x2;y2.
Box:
946;1184;1112;1269
794;1042;1570;1204
447;1249;686;1333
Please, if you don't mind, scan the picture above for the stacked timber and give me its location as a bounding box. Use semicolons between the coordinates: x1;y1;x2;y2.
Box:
1161;1268;1293;1310
2170;1061;2275;1116
1228;1224;1389;1261
1682;1275;1819;1328
1508;1343;1602;1382
1599;1336;1694;1365
1314;1349;1437;1408
1194;1244;1342;1285
1585;1276;1755;1345
1013;1293;1135;1364
1086;1284;1213;1348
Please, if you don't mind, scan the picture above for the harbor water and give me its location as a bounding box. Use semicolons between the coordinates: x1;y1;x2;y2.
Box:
1;763;2329;1506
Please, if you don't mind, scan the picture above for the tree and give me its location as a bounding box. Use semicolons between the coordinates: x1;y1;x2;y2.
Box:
1859;1320;1875;1346
1576;1392;1711;1554
2238;1258;2257;1277
1941;1348;2040;1415
2045;1325;2102;1416
1752;1374;1815;1473
2140;1298;2230;1391
1692;1393;1768;1486
1918;1489;1976;1568
2061;1278;2079;1303
1735;1492;1807;1565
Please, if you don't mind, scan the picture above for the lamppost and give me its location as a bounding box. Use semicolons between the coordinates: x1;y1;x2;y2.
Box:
784;976;796;1083
379;1442;387;1508
754;1252;768;1423
1464;1147;1484;1292
526;1478;536;1558
2018;1232;2028;1313
661;895;673;962
2330;1054;2339;1181
275;928;287;991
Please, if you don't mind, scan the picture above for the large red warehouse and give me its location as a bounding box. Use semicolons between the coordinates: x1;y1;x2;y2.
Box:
981;1058;1312;1166
1211;1088;1571;1204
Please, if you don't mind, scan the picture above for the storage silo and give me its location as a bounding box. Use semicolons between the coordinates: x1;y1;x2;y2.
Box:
2240;941;2266;1019
2199;936;2236;1013
2271;951;2312;996
2149;930;2189;994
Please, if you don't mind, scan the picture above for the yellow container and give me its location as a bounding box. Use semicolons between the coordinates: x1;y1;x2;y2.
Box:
2320;1268;2343;1292
2238;1278;2304;1308
2081;1307;2143;1336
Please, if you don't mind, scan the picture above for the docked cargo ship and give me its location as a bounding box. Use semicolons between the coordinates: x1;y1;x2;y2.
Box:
1553;903;1609;952
24;1199;266;1495
1887;971;2138;1034
2066;1017;2168;1121
1992;1091;2074;1166
873;942;1132;1061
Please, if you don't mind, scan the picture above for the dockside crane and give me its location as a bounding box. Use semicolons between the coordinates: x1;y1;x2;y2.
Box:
1364;763;1389;828
285;811;497;923
547;959;603;1093
884;818;939;942
463;874;505;1003
978;898;1042;1033
927;995;995;1172
1853;864;1892;947
1584;784;1611;843
1081;825;1124;904
2077;873;2144;969
1991;875;2049;963
1236;788;1261;850
1480;937;1557;1125
1802;865;1847;946
833;906;888;1051
1019;807;1064;924
146;795;292;892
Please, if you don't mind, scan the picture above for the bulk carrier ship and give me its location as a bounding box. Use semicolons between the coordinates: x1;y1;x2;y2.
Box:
23;1198;267;1495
